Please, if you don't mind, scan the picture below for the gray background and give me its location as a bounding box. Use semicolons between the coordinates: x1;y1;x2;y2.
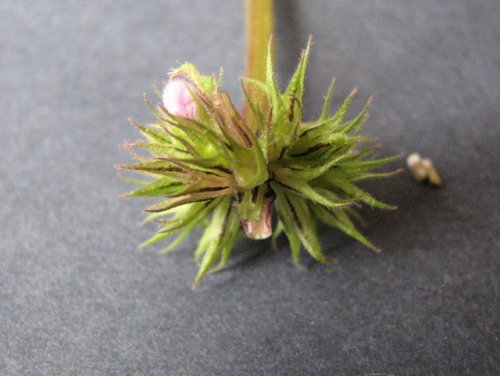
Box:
1;0;499;374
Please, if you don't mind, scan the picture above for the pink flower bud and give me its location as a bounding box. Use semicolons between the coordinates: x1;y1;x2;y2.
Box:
162;78;198;119
242;199;273;240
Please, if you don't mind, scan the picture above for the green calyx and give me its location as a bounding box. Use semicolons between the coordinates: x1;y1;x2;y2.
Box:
117;40;398;286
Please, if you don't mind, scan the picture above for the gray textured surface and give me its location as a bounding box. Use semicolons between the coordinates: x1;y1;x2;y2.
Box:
1;0;499;374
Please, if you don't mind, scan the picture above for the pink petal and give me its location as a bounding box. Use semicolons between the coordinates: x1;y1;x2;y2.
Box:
242;200;273;240
162;78;198;119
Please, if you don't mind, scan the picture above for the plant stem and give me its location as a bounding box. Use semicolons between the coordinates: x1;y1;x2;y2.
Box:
244;0;274;127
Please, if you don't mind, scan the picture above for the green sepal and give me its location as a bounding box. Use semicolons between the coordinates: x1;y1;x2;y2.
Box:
229;143;268;189
120;177;183;198
272;186;302;267
193;197;240;286
326;176;396;210
171;62;217;94
272;182;331;263
235;185;268;222
311;204;379;252
319;77;336;121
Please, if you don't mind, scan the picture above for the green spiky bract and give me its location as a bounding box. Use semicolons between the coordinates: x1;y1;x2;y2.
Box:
117;40;397;286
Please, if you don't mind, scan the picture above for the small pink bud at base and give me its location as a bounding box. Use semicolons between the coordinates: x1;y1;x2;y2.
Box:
242;200;273;240
162;78;198;119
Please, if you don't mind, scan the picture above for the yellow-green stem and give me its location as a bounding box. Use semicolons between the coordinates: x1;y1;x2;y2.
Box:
244;0;274;129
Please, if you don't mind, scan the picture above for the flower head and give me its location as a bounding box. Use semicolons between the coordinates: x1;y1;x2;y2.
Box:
118;40;397;286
